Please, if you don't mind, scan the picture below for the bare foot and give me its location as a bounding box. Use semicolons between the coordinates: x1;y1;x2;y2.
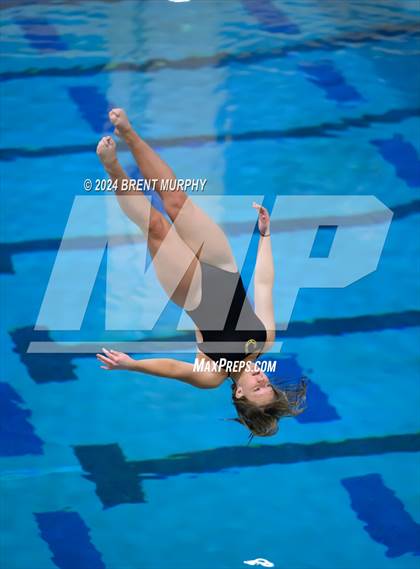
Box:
109;108;132;138
96;136;117;169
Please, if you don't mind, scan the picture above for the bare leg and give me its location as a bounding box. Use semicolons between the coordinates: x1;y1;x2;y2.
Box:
108;108;238;272
96;136;202;310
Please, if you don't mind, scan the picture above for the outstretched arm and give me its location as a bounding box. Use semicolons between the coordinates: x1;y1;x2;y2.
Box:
252;203;276;351
96;348;225;389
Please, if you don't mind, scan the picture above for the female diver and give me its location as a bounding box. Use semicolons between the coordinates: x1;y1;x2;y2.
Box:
96;109;306;438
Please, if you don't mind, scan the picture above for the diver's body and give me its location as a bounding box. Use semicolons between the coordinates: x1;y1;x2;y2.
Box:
96;109;306;437
186;259;268;366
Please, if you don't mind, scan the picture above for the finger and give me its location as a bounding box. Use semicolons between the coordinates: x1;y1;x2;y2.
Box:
96;354;109;363
97;354;114;365
100;366;110;370
97;353;112;362
102;347;116;360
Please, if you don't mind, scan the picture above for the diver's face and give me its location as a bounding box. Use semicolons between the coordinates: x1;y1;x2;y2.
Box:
234;364;276;406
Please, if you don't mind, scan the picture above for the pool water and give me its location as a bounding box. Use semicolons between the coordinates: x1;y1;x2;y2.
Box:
1;1;420;568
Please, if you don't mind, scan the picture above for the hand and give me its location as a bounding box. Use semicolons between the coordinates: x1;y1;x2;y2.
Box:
252;202;270;236
96;348;136;371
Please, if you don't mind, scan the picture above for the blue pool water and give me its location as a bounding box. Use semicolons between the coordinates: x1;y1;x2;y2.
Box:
1;1;420;568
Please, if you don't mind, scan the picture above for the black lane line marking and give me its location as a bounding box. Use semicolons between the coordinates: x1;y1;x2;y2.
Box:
1;107;419;161
1;22;419;82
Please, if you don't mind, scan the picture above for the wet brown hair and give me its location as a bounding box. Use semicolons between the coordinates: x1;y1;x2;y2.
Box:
231;378;308;439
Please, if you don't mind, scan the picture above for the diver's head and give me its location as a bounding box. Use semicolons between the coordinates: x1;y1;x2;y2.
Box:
230;362;307;438
232;361;276;405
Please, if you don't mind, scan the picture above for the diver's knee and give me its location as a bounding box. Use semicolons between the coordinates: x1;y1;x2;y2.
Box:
148;213;167;238
166;193;189;220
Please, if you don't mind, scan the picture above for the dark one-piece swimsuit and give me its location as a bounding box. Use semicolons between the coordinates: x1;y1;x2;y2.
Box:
185;260;267;365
